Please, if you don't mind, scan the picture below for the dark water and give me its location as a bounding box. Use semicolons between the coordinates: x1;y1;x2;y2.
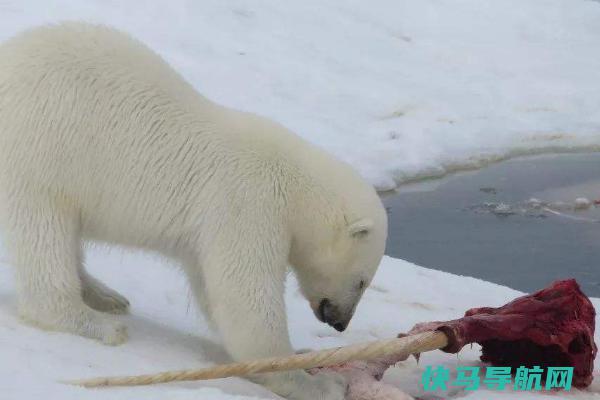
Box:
383;153;600;297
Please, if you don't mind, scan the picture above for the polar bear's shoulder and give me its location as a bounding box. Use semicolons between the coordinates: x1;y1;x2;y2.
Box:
0;22;209;117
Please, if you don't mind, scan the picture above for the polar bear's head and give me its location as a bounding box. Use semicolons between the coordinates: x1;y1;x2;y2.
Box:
289;185;387;332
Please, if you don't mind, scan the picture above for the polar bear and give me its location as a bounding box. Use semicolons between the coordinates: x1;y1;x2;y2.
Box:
0;23;387;399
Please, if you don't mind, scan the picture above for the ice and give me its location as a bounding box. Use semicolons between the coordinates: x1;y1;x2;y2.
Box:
574;198;592;210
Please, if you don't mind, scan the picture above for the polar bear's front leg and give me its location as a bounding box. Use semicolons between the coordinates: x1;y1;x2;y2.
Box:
6;201;127;345
199;246;348;400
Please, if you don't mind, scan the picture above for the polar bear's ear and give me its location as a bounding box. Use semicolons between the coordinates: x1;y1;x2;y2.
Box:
348;218;374;238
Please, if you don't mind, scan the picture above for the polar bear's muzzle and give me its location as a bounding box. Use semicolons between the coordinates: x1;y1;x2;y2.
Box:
315;298;350;332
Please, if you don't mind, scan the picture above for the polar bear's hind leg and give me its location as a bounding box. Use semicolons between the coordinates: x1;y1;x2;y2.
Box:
6;200;128;345
81;271;130;314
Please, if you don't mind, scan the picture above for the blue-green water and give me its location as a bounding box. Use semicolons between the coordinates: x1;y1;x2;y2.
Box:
383;154;600;297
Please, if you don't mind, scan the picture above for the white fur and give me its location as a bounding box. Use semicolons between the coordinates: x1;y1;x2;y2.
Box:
0;23;387;399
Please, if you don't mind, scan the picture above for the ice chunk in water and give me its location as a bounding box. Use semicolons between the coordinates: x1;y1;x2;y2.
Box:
574;197;591;210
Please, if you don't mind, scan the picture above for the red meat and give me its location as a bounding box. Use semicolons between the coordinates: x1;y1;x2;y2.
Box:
408;279;597;388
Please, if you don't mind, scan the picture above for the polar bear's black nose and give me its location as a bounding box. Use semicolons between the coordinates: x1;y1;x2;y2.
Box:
317;298;349;332
333;322;346;332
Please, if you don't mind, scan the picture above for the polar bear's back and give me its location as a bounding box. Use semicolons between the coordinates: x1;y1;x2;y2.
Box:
0;23;204;172
0;22;206;111
0;23;238;243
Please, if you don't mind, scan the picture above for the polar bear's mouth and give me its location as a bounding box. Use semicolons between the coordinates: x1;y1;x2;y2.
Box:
317;298;330;323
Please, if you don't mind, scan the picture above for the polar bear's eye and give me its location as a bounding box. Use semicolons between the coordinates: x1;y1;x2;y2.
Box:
358;280;365;290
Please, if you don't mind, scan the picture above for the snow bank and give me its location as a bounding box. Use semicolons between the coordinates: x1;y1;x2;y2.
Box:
0;248;598;399
2;0;599;190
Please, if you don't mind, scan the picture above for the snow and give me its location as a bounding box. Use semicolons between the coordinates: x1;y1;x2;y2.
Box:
1;248;598;399
1;0;600;399
2;0;600;191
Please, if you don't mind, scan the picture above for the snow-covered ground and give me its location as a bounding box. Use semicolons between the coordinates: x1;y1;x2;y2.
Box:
2;248;598;400
1;0;600;399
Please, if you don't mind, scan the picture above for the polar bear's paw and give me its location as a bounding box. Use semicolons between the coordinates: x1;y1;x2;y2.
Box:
258;370;347;400
82;275;130;314
19;300;129;346
302;371;348;400
95;319;129;345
